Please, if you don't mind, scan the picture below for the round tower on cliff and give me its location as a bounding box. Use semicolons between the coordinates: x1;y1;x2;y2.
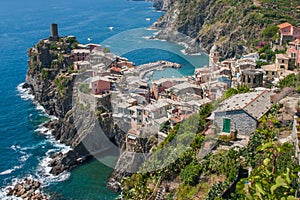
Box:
49;23;59;41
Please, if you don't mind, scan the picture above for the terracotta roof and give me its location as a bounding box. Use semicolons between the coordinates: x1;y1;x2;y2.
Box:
171;117;181;123
110;67;121;72
278;22;292;29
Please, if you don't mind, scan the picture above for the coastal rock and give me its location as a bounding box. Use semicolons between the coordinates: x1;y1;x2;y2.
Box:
152;0;171;11
151;0;289;58
6;179;48;200
107;150;148;192
26;38;127;178
132;0;170;11
22;82;31;89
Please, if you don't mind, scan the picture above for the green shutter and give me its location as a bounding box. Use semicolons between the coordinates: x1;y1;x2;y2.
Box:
223;118;231;133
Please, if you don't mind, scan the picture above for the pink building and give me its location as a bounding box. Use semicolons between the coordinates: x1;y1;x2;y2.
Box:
287;39;300;67
71;49;90;61
278;22;300;45
90;76;111;95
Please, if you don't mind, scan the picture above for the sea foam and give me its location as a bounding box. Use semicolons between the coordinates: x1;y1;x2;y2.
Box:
17;83;34;101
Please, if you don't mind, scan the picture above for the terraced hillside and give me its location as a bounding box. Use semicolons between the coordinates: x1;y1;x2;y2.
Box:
153;0;300;58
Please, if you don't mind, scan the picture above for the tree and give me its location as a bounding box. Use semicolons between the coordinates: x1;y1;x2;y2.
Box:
180;161;202;185
279;73;300;89
224;88;238;99
263;25;279;40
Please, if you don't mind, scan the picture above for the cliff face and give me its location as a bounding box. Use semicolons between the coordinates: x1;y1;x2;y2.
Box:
152;0;171;11
153;0;300;58
26;38;126;175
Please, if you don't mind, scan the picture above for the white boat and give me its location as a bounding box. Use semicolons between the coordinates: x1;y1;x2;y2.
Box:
145;18;151;21
109;26;114;31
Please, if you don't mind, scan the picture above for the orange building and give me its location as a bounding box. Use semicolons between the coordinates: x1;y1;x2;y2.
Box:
278;22;300;45
90;76;111;95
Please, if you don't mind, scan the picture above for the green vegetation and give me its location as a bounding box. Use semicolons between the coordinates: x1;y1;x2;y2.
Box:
54;75;71;96
49;43;58;50
279;73;300;92
121;104;212;200
103;47;110;53
67;64;75;74
256;60;269;68
51;60;58;68
66;37;79;49
78;83;90;94
180;161;202;186
258;44;286;62
223;85;251;99
258;43;275;61
263;25;279;40
173;0;300;57
121;101;299;199
41;69;50;80
237;142;299;199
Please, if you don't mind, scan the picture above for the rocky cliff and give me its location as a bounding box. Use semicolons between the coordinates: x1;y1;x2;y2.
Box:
151;0;171;11
25;37;126;176
152;0;300;58
132;0;170;11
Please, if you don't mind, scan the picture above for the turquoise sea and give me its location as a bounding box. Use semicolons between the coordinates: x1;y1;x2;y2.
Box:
0;0;208;199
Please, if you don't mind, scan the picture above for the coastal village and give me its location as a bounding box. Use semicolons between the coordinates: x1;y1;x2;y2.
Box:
42;22;300;155
12;21;300;200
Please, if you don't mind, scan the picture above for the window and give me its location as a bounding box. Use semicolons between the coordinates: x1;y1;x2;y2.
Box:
281;60;284;63
272;72;275;76
292;53;296;58
222;118;231;133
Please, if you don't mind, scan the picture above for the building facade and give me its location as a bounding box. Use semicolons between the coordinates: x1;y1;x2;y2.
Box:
287;39;300;67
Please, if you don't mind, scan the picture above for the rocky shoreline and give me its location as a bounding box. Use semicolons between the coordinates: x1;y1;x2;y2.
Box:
150;0;248;58
6;179;48;200
22;0;203;196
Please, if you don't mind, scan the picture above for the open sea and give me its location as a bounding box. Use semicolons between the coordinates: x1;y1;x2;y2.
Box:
0;0;208;199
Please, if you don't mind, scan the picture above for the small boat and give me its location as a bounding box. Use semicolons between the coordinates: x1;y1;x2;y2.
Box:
145;18;151;21
109;26;114;31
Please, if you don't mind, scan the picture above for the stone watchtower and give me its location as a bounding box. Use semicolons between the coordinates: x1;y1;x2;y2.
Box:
49;23;59;41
